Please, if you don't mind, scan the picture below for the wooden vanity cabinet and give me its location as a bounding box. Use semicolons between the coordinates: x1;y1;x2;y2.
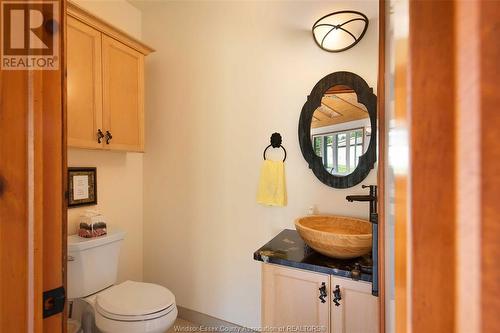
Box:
262;264;378;333
330;276;378;333
67;2;153;152
262;263;330;331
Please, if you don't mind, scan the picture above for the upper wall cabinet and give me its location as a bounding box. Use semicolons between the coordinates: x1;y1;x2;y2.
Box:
67;17;103;149
67;2;154;152
102;36;144;151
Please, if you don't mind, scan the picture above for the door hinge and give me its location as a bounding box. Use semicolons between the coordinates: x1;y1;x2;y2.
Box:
43;286;65;318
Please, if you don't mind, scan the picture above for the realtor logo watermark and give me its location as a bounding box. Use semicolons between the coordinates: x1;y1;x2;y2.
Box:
1;1;59;70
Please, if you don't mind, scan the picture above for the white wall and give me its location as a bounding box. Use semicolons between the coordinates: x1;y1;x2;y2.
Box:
67;0;144;283
139;0;378;327
67;149;144;282
72;0;141;39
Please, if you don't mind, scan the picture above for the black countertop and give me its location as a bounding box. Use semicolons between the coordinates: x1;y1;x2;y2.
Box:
253;229;373;282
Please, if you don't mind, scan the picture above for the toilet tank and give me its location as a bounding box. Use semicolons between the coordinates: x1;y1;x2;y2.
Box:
67;230;126;299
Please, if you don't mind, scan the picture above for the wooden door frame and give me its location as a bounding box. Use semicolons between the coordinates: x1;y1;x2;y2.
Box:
377;1;386;332
0;0;66;332
393;1;500;332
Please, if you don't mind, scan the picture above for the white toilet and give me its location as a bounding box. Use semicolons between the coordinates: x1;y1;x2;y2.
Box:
68;230;177;333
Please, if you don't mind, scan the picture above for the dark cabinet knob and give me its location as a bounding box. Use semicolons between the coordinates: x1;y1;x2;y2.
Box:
333;285;342;306
97;129;105;143
105;131;113;144
319;282;327;303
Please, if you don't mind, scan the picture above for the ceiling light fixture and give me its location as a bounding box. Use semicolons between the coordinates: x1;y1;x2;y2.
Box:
312;11;369;53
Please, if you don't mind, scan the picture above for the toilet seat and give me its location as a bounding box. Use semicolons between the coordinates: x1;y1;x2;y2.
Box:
84;280;177;333
95;306;178;333
95;280;175;318
96;303;176;322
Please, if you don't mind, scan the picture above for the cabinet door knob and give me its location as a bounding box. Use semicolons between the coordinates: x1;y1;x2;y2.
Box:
333;285;342;306
105;131;113;144
97;129;105;143
319;282;327;303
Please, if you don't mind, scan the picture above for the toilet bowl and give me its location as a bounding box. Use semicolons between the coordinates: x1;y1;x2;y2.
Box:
84;281;177;333
68;230;177;333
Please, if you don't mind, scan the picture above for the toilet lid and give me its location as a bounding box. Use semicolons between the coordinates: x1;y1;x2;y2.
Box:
96;280;175;316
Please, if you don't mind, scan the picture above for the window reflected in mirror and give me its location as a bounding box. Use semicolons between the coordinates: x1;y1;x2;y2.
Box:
311;85;371;176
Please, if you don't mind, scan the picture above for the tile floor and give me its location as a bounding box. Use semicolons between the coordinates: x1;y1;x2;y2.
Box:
166;318;198;333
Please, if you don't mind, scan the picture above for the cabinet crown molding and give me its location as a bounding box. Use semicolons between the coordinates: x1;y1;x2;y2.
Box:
67;1;154;55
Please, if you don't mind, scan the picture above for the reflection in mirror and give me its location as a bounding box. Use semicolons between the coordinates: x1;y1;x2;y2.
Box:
310;85;371;176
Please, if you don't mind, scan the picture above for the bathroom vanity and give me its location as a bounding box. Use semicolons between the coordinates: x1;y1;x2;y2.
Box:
254;230;378;333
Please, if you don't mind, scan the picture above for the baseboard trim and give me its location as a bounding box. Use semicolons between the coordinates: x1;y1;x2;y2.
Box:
177;306;255;332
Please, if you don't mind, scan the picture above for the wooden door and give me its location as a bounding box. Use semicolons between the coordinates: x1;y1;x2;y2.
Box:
391;1;500;332
102;35;144;152
67;16;103;149
0;0;65;332
262;264;330;332
330;276;378;333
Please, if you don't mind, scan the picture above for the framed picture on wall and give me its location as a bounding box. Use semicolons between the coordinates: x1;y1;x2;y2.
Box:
68;167;97;208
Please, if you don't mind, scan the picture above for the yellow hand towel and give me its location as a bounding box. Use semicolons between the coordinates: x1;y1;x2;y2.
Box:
257;160;287;207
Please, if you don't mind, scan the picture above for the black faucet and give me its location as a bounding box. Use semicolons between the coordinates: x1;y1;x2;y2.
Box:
346;185;378;224
346;184;379;296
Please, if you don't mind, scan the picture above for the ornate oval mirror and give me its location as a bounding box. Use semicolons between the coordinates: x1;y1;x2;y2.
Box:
298;71;377;188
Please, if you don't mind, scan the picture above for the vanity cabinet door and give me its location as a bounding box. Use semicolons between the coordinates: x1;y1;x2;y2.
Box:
67;17;103;149
102;35;145;152
262;264;330;332
330;276;378;333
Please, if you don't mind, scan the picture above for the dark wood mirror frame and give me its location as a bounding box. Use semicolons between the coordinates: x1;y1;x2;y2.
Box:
298;71;377;188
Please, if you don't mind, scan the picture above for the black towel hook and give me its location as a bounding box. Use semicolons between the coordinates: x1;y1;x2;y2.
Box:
263;132;287;162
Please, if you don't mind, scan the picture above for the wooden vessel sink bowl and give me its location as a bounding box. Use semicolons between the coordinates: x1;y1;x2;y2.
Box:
295;215;372;259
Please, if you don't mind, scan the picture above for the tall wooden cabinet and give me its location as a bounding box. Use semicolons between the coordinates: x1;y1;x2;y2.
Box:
67;2;153;152
262;264;378;333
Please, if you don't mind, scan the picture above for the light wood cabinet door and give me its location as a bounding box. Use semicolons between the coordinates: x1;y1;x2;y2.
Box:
262;264;330;332
330;276;378;333
67;16;103;149
102;35;145;151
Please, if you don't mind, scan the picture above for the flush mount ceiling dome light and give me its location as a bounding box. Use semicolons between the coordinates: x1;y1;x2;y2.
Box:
312;11;369;53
